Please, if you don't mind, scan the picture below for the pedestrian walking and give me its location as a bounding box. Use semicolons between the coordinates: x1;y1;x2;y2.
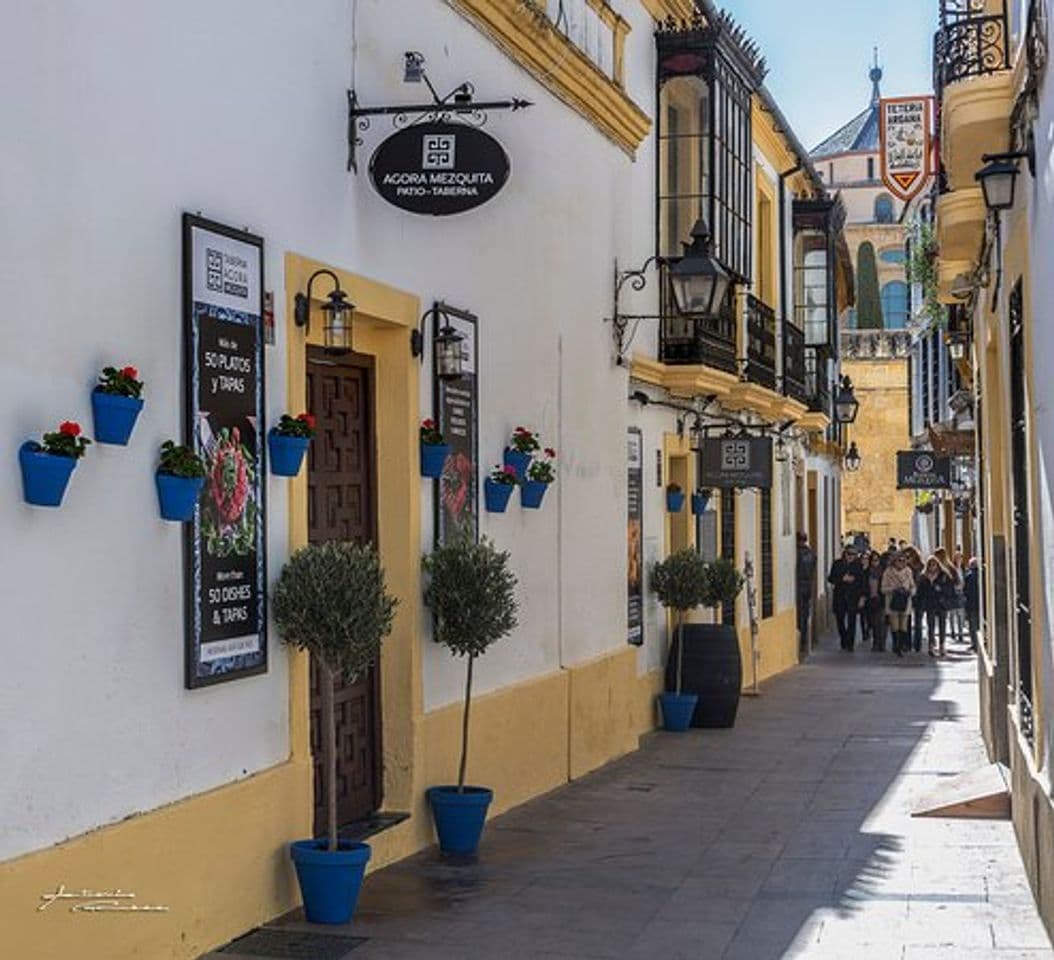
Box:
881;551;915;656
828;545;866;651
866;551;887;651
964;557;981;652
902;545;925;652
947;550;968;643
918;556;955;657
796;532;817;661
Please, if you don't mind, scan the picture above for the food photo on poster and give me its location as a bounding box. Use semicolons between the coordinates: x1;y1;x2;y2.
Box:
183;214;268;688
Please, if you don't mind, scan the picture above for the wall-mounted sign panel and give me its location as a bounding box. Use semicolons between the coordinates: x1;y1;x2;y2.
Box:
699;438;774;490
369;122;510;216
182;214;267;689
434;308;479;546
879;96;934;203
627;428;644;647
896;451;951;489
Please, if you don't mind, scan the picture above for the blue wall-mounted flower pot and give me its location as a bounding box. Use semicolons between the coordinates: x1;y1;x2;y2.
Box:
19;443;77;507
666;490;685;513
289;839;371;925
427;786;493;857
269;430;310;477
659;692;698;732
691;492;711;515
484;479;514;513
91;390;144;445
503;448;532;482
420;442;450;479
520;480;549;509
156;473;204;522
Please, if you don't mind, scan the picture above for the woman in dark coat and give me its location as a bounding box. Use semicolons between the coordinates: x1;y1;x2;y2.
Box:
917;556;956;657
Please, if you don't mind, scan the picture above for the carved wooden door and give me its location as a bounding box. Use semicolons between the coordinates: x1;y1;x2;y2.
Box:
307;349;382;833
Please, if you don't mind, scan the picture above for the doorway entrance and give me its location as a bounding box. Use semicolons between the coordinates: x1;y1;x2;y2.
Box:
306;347;382;833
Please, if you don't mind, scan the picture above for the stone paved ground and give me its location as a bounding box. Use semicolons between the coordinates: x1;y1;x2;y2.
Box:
213;634;1054;959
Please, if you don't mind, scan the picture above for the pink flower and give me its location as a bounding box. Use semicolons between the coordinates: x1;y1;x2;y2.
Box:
503;465;517;475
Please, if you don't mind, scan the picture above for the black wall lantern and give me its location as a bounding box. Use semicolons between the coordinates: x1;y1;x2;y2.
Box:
411;301;472;382
834;375;860;425
844;441;862;473
975;148;1034;212
668;220;732;319
294;269;354;352
946;329;969;361
609;218;734;363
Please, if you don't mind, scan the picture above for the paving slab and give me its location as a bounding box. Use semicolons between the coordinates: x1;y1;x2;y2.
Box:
212;635;1052;959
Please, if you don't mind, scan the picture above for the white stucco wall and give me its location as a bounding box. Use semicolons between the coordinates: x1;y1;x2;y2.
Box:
0;0;665;857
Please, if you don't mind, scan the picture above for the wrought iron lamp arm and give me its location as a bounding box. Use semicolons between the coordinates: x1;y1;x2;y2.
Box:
294;269;343;330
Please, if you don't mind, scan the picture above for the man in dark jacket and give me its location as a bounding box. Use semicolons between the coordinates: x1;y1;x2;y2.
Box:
964;557;981;652
828;545;866;651
796;532;817;661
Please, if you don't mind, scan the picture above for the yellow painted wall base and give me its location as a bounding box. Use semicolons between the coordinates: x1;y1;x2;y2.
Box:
739;607;799;689
1;761;311;960
3;648;665;960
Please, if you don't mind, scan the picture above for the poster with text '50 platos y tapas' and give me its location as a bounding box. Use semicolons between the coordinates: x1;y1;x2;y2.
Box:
183;214;267;689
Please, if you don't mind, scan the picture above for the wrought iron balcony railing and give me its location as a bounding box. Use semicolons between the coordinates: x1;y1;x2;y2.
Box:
934;0;1010;99
743;294;778;390
658;266;738;373
840;329;913;360
782;318;809;406
805;344;832;416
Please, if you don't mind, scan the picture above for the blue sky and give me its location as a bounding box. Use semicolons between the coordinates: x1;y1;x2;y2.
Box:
718;0;938;152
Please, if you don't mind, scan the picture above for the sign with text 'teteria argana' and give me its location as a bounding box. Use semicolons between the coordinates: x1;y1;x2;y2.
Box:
879;96;934;203
369;122;510;216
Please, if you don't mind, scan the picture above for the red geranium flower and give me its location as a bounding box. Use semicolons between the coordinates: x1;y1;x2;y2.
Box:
297;413;316;429
59;421;81;437
121;366;139;380
545;447;556;457
422;418;434;428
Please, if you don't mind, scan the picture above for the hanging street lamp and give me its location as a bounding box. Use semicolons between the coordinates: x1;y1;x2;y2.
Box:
844;441;862;473
294;269;354;352
946;329;969;362
834;375;860;425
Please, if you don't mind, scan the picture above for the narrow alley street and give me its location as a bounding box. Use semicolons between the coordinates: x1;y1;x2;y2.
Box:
217;635;1053;959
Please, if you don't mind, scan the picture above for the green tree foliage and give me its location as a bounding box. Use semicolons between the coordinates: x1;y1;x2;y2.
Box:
424;536;519;790
273;541;397;849
701;556;745;612
856;241;884;330
908;220;944;328
651;550;709;695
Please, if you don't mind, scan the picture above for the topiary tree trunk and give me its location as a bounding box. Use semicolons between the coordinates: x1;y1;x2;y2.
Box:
856;241;884;330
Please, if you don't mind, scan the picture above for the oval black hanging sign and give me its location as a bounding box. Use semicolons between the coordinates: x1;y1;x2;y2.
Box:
369;122;511;216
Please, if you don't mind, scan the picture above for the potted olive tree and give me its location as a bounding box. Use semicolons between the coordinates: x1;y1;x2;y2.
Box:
664;556;746;729
423;535;518;856
272;540;397;924
652;549;708;732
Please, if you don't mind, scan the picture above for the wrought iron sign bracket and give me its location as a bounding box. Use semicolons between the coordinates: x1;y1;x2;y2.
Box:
347;87;532;173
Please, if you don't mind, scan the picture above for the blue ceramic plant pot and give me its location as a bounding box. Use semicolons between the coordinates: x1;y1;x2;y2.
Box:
269;430;310;477
156;473;204;522
691;492;711;515
520;479;548;509
666;490;685;513
420;442;450;479
484;479;514;513
503;448;532;482
19;443;77;507
91;390;144;446
289;839;371;925
427;786;493;857
659;692;698;732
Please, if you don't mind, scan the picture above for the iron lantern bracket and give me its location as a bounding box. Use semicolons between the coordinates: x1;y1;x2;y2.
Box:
411;300;477;362
347;88;532;173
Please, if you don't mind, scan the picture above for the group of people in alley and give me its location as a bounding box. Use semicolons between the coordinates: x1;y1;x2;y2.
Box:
796;534;981;659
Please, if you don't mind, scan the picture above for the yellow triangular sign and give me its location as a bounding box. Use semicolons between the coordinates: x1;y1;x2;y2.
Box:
892;172;920;190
